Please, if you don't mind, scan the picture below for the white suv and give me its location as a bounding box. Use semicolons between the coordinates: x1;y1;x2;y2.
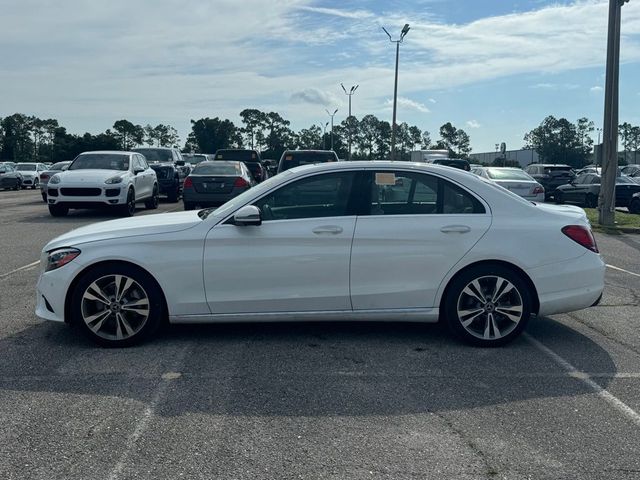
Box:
47;151;158;217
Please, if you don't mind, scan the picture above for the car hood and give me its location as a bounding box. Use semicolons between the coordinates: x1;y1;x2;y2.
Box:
534;202;588;222
56;169;127;183
44;211;202;251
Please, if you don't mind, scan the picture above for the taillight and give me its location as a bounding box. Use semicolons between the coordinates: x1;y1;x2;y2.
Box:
562;225;598;253
183;177;193;188
233;177;249;188
532;186;544;195
41;174;50;181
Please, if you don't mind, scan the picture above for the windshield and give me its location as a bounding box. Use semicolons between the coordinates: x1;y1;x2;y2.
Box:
0;167;9;173
133;149;173;162
69;154;130;171
198;171;293;220
51;162;70;171
486;169;534;181
16;163;36;170
193;162;240;176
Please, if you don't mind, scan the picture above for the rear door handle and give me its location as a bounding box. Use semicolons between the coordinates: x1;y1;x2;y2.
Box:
312;225;343;235
440;225;471;234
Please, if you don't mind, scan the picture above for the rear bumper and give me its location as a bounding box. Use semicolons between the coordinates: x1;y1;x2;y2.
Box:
183;187;248;205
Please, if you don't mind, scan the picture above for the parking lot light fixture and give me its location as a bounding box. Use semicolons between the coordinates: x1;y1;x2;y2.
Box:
341;83;359;160
382;23;410;161
326;108;338;152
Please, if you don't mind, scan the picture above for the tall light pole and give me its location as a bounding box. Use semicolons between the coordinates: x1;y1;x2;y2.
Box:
341;83;359;160
599;0;630;226
382;23;410;161
326;108;338;151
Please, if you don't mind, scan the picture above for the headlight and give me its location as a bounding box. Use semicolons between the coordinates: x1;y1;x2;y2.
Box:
49;174;61;184
105;176;123;184
46;248;81;272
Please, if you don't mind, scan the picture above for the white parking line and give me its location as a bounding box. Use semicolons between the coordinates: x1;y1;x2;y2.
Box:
607;264;640;278
525;333;640;427
0;260;40;280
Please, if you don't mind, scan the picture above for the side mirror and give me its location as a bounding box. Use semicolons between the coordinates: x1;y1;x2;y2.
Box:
175;160;185;166
233;205;262;226
134;168;144;175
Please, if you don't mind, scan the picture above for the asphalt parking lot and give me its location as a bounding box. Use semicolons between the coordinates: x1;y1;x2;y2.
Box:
1;188;640;480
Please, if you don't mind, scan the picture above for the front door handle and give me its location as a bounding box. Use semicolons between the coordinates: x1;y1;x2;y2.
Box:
312;225;343;235
440;225;471;234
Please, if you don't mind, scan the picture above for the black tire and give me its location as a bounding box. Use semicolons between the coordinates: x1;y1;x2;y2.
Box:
630;198;640;215
444;264;532;347
41;192;47;202
70;263;164;347
145;184;159;210
119;189;136;217
585;193;597;209
184;202;195;211
48;204;69;217
167;185;179;203
14;182;20;191
554;191;564;205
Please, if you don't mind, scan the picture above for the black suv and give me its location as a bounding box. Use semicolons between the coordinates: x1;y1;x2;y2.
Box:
213;149;268;183
524;164;575;200
432;158;471;171
277;150;339;174
148;162;185;202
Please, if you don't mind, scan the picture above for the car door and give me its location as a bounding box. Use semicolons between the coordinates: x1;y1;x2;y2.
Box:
138;155;155;197
350;170;492;310
203;170;358;314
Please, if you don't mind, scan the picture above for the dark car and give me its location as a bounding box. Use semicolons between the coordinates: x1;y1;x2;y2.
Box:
630;193;640;214
277;150;338;174
0;164;22;190
132;147;184;164
39;160;72;201
555;173;640;208
432;158;471;171
213;149;268;183
148;162;185;202
183;161;255;210
621;164;640;179
524;164;575;200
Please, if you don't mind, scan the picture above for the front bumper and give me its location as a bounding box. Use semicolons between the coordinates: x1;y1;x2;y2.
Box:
35;257;87;323
47;185;127;208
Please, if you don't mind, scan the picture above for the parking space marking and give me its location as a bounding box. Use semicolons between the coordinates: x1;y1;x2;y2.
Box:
525;333;640;427
0;260;39;280
607;264;640;278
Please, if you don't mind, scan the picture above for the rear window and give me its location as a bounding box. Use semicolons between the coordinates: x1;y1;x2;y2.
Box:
133;148;173;162
215;150;259;161
544;166;572;174
280;151;338;170
486;169;533;180
193;163;240;175
16;163;36;170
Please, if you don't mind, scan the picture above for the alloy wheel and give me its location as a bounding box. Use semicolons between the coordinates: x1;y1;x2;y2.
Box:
80;274;150;341
456;275;524;341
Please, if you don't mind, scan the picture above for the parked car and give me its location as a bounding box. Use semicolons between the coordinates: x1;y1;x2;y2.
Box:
213;149;268;183
46;151;158;217
277;150;339;174
432;158;471;171
1;161;17;169
183;161;254;210
524;164;575;200
132;147;184;165
555;173;640;208
574;165;623;176
262;159;278;176
471;167;544;201
621;164;640;179
630;192;640;214
0;164;22;190
148;162;185;202
182;153;211;166
35;162;604;348
15;162;48;189
39;161;72;202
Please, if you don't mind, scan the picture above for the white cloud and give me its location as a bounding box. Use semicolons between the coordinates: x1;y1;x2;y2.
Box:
428;98;437;104
296;6;374;20
384;97;431;113
590;86;604;92
466;120;481;129
290;88;339;107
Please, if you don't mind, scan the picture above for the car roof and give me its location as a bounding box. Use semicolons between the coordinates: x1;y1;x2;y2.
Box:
133;147;174;151
78;150;134;155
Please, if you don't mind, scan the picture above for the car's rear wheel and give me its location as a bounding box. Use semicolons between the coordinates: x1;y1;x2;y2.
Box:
585;193;597;208
444;265;532;347
554;191;564;204
119;189;136;217
145;185;159;209
48;204;68;217
167;184;179;203
71;264;164;347
630;198;640;215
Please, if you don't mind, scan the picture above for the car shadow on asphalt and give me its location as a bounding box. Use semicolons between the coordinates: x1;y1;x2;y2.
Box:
0;316;615;417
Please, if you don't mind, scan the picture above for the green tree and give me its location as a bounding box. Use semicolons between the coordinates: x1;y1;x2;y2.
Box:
439;122;458;152
297;125;323;149
239;109;267;150
523;116;587;168
454;129;471;158
1;113;34;161
357;115;380;159
420;130;431;149
112;119;144;150
188;117;240;153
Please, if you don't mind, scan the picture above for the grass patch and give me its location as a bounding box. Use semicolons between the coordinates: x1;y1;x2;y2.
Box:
584;208;640;233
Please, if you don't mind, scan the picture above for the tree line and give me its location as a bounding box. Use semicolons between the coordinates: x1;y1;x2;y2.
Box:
0;111;472;164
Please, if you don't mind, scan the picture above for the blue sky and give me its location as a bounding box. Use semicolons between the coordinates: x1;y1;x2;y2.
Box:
0;0;639;153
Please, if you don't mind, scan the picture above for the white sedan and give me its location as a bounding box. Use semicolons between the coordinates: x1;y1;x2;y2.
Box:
471;167;545;202
47;151;159;217
36;161;604;347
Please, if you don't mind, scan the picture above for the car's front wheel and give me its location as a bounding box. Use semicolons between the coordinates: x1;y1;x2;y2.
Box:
70;263;164;347
48;204;68;217
630;198;640;215
554;191;564;204
145;185;159;209
585;193;597;208
444;265;532;347
119;189;136;217
41;192;47;202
